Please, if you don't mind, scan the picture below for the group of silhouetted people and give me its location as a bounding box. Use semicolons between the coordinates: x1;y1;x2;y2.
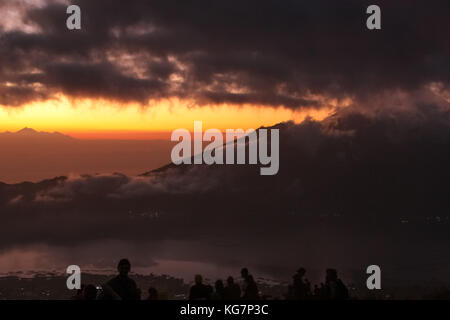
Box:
73;259;349;300
189;268;260;300
287;267;349;300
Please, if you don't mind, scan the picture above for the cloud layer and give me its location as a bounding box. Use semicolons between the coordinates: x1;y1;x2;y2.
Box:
0;0;448;107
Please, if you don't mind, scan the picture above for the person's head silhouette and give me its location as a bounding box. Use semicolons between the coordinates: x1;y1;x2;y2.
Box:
297;267;306;277
117;258;131;277
326;268;338;282
194;274;203;285
227;276;234;285
241;268;249;278
215;280;224;291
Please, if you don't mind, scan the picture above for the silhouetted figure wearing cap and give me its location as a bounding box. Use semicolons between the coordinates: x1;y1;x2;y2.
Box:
106;259;140;300
189;274;211;300
291;267;308;300
325;268;349;300
224;276;241;300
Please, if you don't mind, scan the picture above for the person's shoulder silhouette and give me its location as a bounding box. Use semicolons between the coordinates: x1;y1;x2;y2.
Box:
224;276;241;300
106;258;140;300
189;274;211;300
335;277;349;300
325;268;349;300
292;267;308;299
211;280;225;300
242;275;259;300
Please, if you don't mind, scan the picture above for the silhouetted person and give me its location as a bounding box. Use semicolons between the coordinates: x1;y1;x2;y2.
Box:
304;278;312;297
241;268;249;280
106;258;140;300
224;276;241;300
207;284;214;298
291;267;308;300
325;268;349;300
242;275;259;300
211;280;225;300
319;283;326;299
314;285;320;297
147;287;158;300
189;274;211;300
241;267;251;290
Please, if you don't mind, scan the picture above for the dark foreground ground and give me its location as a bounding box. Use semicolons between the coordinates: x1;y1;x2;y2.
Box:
1;272;449;300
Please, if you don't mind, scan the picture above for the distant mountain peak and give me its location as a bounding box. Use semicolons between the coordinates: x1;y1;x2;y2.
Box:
0;128;73;139
16;127;38;134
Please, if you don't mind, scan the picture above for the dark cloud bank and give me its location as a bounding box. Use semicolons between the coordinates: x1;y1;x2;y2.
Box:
0;0;448;107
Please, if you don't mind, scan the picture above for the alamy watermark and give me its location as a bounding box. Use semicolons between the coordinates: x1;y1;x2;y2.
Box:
66;4;381;31
170;121;279;176
66;265;81;290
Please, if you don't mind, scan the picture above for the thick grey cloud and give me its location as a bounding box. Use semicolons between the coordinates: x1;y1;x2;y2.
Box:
0;0;448;107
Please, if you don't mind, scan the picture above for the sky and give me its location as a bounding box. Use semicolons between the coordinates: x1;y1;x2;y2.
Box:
0;96;332;139
0;0;447;138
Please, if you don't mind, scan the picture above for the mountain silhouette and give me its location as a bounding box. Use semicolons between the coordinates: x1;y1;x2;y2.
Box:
0;127;73;139
0;128;173;183
16;127;37;134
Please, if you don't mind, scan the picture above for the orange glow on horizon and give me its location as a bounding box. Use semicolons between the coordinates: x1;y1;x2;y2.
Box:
0;95;337;139
67;130;172;140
